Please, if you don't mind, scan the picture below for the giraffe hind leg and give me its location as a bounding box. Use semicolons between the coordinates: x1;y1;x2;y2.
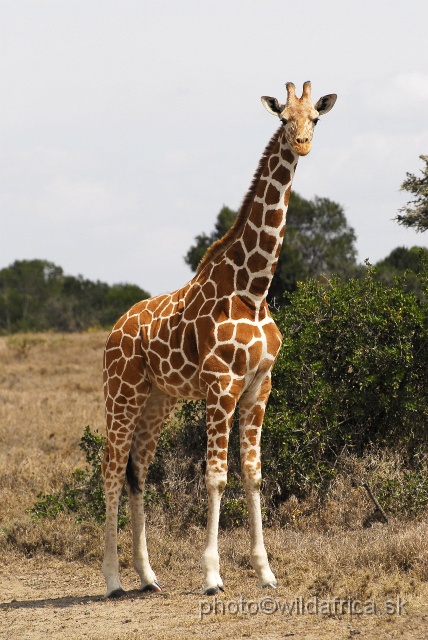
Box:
126;454;142;494
102;338;152;597
127;388;177;592
124;454;162;593
103;436;137;597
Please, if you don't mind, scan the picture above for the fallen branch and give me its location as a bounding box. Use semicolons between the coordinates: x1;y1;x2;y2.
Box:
361;481;389;524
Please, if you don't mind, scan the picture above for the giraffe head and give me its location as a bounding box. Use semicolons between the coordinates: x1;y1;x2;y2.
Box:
261;81;336;156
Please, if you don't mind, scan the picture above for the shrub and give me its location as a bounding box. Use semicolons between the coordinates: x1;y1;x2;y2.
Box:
30;426;128;526
375;468;428;519
262;264;428;502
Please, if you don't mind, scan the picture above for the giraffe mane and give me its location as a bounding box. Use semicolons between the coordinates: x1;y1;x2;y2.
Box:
196;126;283;275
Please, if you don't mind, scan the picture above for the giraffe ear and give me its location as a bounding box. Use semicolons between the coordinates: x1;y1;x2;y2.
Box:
314;94;337;116
261;96;285;117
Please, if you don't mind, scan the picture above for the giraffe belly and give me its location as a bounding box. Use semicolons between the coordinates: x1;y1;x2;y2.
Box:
149;370;206;400
144;349;206;400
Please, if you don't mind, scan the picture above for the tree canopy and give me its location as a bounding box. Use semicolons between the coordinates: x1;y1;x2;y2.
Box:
184;206;237;272
396;155;428;231
185;193;359;305
0;259;150;333
374;245;428;296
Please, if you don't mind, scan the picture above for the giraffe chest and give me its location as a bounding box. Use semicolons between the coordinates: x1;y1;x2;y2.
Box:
141;307;281;400
198;314;282;390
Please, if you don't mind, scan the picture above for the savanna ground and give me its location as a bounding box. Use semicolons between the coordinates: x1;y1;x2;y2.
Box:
0;332;427;639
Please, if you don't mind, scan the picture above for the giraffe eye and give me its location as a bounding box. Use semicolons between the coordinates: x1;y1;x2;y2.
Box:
313;118;319;126
280;117;288;125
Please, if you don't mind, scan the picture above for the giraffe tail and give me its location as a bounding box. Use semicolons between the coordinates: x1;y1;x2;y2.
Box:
126;454;142;494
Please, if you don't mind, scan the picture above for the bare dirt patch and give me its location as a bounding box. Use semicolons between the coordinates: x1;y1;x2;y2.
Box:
0;332;427;639
1;555;427;640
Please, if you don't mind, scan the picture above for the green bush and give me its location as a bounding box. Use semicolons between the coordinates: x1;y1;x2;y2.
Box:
376;469;428;519
30;426;130;526
262;264;428;501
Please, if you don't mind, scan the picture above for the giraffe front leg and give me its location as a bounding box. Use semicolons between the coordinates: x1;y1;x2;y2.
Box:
129;488;161;592
202;469;227;595
202;385;239;595
239;375;277;589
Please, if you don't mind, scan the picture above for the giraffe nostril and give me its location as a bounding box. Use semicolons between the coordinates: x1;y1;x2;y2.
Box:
297;137;309;144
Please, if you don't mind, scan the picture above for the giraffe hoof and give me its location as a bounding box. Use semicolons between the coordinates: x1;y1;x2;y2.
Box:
203;585;224;596
107;588;127;599
141;580;162;593
262;581;277;589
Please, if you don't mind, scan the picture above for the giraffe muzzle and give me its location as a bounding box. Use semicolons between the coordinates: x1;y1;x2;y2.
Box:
294;141;312;156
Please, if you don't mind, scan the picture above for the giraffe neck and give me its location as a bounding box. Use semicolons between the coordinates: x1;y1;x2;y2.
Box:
225;127;298;302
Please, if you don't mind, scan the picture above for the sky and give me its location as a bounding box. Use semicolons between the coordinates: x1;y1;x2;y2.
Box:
1;0;428;297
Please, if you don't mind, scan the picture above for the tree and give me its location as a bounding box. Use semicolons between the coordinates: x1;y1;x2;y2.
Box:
396;155;428;231
374;246;428;296
0;260;63;332
184;194;359;304
0;259;150;333
184;206;237;271
270;193;358;303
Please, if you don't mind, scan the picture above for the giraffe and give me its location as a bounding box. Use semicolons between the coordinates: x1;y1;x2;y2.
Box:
102;81;337;597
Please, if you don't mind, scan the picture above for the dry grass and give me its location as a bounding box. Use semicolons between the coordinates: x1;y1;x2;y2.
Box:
0;332;427;639
0;332;105;511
